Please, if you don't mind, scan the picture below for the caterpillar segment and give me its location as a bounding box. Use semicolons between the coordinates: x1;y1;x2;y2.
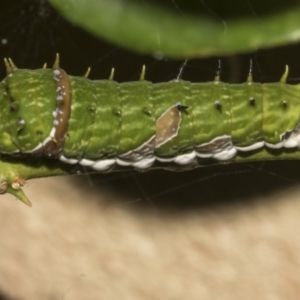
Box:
1;57;300;206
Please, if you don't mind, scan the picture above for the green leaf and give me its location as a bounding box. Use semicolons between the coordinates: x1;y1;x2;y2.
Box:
48;0;300;58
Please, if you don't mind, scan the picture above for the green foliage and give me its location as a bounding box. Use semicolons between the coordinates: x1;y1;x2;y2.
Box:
48;0;300;58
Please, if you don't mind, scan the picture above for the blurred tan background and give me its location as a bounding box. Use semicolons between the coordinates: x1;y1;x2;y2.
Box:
1;169;300;300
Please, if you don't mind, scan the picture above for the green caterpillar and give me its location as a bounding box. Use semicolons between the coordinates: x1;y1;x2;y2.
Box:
1;55;300;206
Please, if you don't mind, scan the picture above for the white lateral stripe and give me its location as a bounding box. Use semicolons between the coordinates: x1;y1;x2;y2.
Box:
156;156;176;163
115;158;133;166
59;155;78;164
195;153;213;158
133;157;156;169
57;122;300;170
235;141;264;151
174;151;196;165
91;159;115;171
79;159;96;167
213;147;237;160
264;141;284;149
283;139;299;148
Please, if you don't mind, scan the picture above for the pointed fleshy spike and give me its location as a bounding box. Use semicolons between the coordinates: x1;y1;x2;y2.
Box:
140;65;146;80
6;185;32;207
53;53;60;69
8;58;17;70
109;68;115;80
8;176;32;207
4;58;12;73
214;59;221;82
176;59;188;81
280;65;289;83
214;75;220;82
4;58;17;73
43;62;47;69
83;67;91;78
247;59;253;83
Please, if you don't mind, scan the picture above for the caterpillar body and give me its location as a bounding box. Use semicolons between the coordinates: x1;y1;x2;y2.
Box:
1;55;300;206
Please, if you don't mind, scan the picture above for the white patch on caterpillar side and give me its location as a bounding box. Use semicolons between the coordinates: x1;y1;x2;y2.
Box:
60;155;116;171
132;157;156;169
59;155;78;164
115;158;132;166
195;135;237;160
90;159;115;171
78;159;95;167
263;124;300;149
282;139;299;148
174;151;196;165
213;147;237;160
117;136;155;167
264;141;284;149
280;124;300;148
284;138;300;148
156;156;177;163
235;141;264;152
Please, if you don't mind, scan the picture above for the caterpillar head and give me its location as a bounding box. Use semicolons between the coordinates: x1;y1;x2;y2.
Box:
0;57;71;206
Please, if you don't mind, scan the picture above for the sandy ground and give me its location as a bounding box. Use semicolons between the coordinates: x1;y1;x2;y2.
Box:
1;173;300;300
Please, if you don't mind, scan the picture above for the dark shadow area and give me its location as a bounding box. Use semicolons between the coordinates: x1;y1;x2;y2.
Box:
74;159;300;212
0;291;15;300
